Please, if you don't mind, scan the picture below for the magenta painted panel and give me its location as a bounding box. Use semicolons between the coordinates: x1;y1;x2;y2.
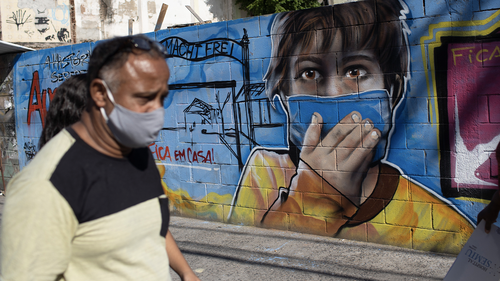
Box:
447;42;500;190
490;95;500;122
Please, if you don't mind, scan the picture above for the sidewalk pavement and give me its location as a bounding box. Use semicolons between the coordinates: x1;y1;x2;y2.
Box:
0;195;457;280
168;215;456;281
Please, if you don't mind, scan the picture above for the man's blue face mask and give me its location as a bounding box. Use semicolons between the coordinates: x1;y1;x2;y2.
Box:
281;89;393;164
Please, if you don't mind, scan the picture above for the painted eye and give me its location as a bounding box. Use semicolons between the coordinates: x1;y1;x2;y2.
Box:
301;69;321;80
345;68;367;78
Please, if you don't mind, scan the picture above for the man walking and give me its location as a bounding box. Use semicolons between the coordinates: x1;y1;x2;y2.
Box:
1;35;199;281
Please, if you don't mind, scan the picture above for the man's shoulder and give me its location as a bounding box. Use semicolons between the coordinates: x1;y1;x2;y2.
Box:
18;129;77;181
5;129;79;216
51;142;162;224
46;129;102;179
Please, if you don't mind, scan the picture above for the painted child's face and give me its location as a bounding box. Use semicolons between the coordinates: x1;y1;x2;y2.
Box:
281;30;392;163
286;31;385;97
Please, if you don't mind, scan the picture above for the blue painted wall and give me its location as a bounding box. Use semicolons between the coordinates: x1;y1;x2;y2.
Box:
13;0;500;253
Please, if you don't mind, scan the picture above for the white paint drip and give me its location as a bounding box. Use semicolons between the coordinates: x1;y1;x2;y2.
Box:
454;98;499;186
159;163;220;171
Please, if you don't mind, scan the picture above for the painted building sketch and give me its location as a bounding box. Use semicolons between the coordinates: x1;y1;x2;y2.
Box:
159;30;285;170
12;0;500;254
1;0;72;42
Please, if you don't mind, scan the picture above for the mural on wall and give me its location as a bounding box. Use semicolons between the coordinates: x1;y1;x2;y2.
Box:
13;0;500;254
390;7;500;226
426;17;500;203
1;0;72;42
14;43;90;166
226;1;477;254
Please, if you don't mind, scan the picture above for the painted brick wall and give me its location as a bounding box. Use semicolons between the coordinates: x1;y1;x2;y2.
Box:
12;0;500;254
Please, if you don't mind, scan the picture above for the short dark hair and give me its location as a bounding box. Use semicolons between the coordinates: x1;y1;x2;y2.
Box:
39;74;88;149
264;0;410;107
87;34;168;93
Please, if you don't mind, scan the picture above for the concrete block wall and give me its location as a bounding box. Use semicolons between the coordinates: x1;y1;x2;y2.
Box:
0;53;20;193
74;0;234;42
1;0;246;44
1;0;73;43
12;0;500;254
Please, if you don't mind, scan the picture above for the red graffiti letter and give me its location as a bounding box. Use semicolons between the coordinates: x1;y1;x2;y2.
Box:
197;151;205;163
203;150;212;164
158;146;165;160
163;146;172;161
192;150;198;163
47;87;57;102
148;143;158;159
27;71;47;127
178;149;186;161
187;148;193;163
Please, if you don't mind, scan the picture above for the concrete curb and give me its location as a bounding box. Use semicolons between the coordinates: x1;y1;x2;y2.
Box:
169;216;457;280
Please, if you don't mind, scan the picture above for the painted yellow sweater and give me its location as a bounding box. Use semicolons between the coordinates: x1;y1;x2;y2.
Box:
229;148;474;254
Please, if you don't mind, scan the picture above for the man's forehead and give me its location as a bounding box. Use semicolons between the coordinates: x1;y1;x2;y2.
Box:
106;54;169;93
127;53;168;69
120;53;169;77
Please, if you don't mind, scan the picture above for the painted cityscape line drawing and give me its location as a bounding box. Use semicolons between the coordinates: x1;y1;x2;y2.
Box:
159;29;283;170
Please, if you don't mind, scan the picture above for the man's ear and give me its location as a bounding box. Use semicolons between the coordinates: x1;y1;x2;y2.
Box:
89;79;107;108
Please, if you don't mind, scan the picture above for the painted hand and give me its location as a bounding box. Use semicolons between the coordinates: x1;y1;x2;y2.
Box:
299;111;380;205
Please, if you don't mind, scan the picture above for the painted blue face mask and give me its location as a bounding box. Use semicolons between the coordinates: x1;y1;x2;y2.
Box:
285;89;392;163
